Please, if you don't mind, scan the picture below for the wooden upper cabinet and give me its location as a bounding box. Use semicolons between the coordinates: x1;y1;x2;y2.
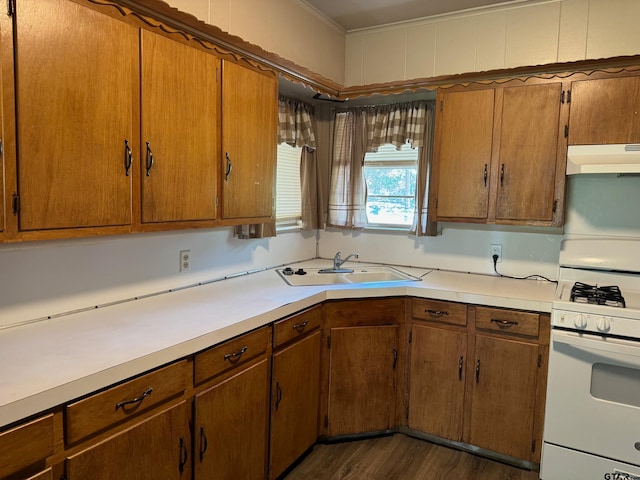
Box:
221;61;277;220
434;89;494;220
14;0;136;231
569;76;640;145
140;30;219;224
433;82;566;226
495;83;562;222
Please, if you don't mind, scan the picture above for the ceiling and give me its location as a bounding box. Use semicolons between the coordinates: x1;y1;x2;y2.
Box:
305;0;517;30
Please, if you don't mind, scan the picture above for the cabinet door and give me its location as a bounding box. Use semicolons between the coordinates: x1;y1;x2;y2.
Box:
496;83;562;222
408;325;466;441
221;61;277;220
66;401;191;480
14;0;136;230
434;89;494;220
468;334;539;461
140;30;219;223
270;331;321;479
195;359;270;480
569;76;640;145
327;325;398;436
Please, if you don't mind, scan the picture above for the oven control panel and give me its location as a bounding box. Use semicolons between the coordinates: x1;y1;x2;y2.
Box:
552;309;638;338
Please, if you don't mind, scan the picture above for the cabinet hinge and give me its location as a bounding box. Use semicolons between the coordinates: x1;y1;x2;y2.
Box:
406;406;409;421
538;354;543;368
552;199;558;214
12;193;19;215
564;125;569;138
567;90;571;103
7;0;14;17
408;330;412;344
327;335;331;349
434;197;438;209
0;138;3;157
560;90;565;104
215;195;218;208
324;415;329;428
439;100;443;112
532;439;536;453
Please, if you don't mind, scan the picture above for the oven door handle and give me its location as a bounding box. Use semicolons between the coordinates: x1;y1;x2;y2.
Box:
554;330;640;358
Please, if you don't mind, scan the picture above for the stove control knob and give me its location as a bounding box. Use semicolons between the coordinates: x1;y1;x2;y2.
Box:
597;317;611;333
574;314;588;329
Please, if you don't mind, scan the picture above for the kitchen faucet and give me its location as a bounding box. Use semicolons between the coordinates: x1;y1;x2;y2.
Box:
318;251;358;274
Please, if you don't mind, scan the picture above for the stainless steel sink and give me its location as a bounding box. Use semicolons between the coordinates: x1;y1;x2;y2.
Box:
276;266;421;286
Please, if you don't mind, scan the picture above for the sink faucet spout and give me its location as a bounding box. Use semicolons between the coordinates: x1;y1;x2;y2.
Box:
333;251;359;270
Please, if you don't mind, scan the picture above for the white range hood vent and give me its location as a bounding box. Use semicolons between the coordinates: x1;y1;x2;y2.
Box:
567;144;640;174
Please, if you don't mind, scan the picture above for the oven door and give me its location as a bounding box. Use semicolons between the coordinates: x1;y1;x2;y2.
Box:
543;329;640;468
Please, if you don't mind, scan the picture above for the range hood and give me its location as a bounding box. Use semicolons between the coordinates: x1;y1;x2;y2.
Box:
567;144;640;174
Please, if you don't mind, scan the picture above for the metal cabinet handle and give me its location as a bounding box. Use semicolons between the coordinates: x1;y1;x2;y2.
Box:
483;164;488;187
425;309;449;318
224;345;247;361
500;163;505;187
145;141;154;176
179;437;188;473
458;356;464;381
199;426;208;461
293;320;308;332
115;387;153;411
225;152;232;181
124;139;132;176
275;381;282;411
475;359;481;384
491;318;519;328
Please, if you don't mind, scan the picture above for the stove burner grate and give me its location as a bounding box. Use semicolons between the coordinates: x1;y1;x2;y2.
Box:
570;282;626;308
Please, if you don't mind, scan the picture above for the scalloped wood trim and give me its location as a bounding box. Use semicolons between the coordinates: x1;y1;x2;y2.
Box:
87;0;640;100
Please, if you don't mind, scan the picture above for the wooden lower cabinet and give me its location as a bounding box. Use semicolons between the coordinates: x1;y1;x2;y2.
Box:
408;300;548;464
194;359;270;480
65;401;191;479
326;325;399;436
467;334;539;460
0;414;54;479
270;330;322;479
408;324;467;441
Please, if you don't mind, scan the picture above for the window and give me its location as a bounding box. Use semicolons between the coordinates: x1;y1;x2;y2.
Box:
363;143;418;228
276;143;302;229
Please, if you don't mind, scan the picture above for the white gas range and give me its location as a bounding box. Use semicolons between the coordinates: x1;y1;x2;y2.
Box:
541;238;640;480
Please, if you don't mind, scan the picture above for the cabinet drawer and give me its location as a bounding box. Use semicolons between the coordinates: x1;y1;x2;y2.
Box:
195;326;269;384
274;306;322;348
412;299;467;326
0;414;54;477
66;360;189;444
475;306;539;338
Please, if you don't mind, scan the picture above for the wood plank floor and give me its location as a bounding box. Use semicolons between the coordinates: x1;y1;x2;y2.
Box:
283;434;540;480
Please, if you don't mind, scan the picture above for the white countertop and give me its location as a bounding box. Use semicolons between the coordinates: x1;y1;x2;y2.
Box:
0;260;556;429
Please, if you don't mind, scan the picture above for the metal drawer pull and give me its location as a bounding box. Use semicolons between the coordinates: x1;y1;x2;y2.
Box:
275;381;282;411
293;320;308;332
224;345;248;361
426;309;449;317
145;141;154;176
179;437;188;473
199;426;208;461
225;152;232;181
483;164;488;187
491;318;519;328
475;358;481;384
115;387;153;411
124;139;132;176
458;356;464;381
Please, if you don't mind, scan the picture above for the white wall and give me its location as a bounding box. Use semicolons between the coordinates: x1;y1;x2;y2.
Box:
318;174;640;280
345;0;640;86
165;0;346;85
0;229;316;329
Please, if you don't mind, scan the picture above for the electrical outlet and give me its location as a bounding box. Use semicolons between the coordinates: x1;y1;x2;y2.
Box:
490;244;502;263
179;250;191;272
